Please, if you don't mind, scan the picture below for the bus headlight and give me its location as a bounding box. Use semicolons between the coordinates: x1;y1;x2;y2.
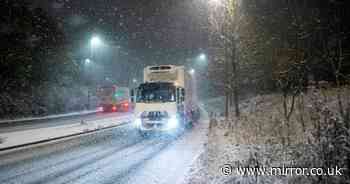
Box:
166;116;178;130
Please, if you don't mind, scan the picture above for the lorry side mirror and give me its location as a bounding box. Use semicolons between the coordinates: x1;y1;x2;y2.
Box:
181;89;185;102
176;88;180;103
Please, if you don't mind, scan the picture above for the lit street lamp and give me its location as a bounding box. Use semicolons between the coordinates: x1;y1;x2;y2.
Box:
90;35;102;60
90;36;102;48
189;69;195;75
89;35;105;84
84;35;102;111
82;58;92;110
105;77;111;82
195;53;208;66
85;58;91;65
210;0;220;3
198;53;206;61
209;0;224;7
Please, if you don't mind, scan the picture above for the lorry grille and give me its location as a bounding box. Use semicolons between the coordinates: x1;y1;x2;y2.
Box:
146;111;168;121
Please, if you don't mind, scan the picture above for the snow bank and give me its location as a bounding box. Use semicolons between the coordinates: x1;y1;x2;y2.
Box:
0;110;100;124
0;114;132;151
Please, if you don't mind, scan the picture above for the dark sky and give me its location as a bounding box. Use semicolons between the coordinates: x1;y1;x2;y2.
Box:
32;0;210;65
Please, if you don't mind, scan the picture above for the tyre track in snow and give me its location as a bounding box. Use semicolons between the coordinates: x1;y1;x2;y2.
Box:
0;117;208;184
0;123;177;184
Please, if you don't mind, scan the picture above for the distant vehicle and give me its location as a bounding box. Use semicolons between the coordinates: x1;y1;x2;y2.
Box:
132;65;199;135
97;85;132;112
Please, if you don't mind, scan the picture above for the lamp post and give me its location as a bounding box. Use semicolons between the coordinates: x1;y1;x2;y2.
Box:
195;53;208;67
85;35;102;110
82;58;92;110
85;58;91;65
198;53;207;62
90;36;102;60
189;68;195;75
132;78;138;85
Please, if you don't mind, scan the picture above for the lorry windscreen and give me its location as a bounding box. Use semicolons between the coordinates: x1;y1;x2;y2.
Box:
136;83;176;103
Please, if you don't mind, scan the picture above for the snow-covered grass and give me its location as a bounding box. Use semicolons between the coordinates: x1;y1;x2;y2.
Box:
185;87;350;184
202;97;225;115
182;150;208;184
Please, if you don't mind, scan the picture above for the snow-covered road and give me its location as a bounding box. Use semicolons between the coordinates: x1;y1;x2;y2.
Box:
0;117;208;184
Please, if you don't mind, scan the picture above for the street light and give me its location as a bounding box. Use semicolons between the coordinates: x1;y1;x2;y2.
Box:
89;35;102;60
90;35;102;59
90;36;102;48
85;58;91;65
84;35;102;111
84;58;92;110
89;35;103;83
199;53;206;61
210;0;220;4
209;0;222;7
196;53;208;66
189;69;195;75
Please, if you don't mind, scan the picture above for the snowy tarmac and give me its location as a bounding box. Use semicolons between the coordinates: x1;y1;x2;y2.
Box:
0;114;208;184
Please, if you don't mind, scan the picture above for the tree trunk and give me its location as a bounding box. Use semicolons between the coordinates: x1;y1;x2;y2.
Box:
232;45;240;118
225;92;229;119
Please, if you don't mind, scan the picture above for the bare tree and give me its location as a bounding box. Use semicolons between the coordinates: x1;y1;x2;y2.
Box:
208;0;241;119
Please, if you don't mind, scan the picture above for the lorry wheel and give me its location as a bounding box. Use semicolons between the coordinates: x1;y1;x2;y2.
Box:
138;130;149;137
185;121;193;129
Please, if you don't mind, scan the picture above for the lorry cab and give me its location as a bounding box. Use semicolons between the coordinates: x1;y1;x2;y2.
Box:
132;65;196;135
133;82;186;132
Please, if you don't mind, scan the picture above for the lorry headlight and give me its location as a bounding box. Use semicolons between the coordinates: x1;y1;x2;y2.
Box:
167;116;178;130
134;118;142;127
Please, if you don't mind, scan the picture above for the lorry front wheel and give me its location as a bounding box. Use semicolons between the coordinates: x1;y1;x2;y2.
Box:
185;121;193;129
138;130;149;137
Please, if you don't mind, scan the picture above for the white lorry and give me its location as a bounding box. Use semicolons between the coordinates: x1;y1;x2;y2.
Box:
132;65;198;135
